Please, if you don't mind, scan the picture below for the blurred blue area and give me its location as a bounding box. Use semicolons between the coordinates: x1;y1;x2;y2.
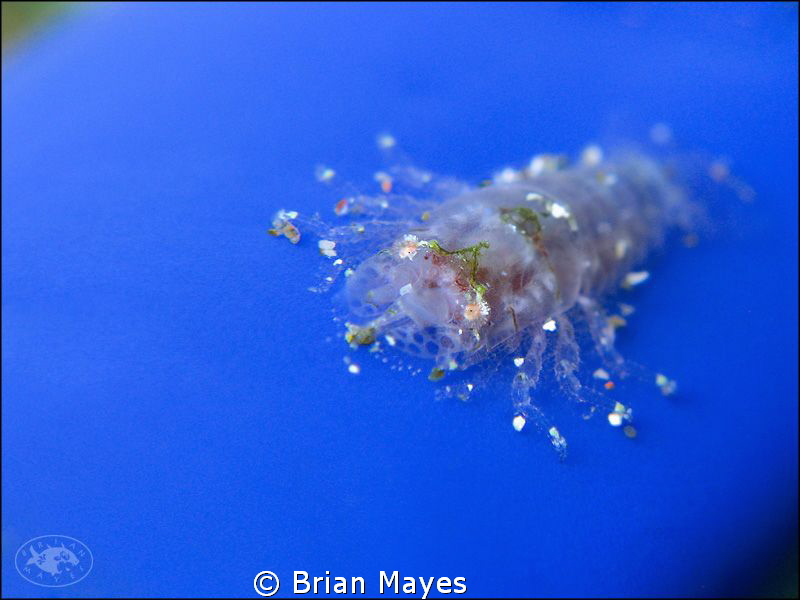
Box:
2;3;797;598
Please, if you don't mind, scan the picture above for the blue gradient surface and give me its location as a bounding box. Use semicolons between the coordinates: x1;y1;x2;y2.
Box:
3;3;797;598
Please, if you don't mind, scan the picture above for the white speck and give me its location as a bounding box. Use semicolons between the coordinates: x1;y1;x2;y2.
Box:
542;319;557;332
528;155;547;176
318;239;337;257
512;414;527;432
549;202;570;219
315;165;336;182
514;357;525;368
623;271;650;288
344;268;354;277
385;334;396;346
593;368;610;380
466;383;474;391
399;283;413;296
581;144;603;167
348;364;361;375
607;412;623;426
494;167;521;184
376;133;396;149
615;239;629;259
619;302;635;316
568;216;579;232
525;192;544;202
656;373;677;396
333;258;343;266
548;426;566;449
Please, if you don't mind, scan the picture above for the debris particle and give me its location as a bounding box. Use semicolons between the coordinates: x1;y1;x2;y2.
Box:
345;323;376;346
581;144;603;167
618;303;636;316
268;209;301;244
315;165;336;182
318;239;337;257
384;334;397;346
548;426;567;451
334;198;350;216
655;373;677;396
399;283;413;296
494;167;521;184
608;315;627;329
528;154;565;176
608;401;631;427
623;425;637;438
622;270;650;289
348;364;361;375
514;357;525;368
374;171;394;194
593;368;610;380
542;319;557;332
604;381;616;390
549;202;570;219
615;238;629;259
376;133;397;149
428;367;446;382
512;414;527;432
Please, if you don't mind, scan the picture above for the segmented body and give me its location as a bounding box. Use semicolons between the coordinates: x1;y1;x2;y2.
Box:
271;147;687;456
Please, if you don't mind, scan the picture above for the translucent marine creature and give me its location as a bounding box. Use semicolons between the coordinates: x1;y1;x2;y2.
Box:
270;139;696;458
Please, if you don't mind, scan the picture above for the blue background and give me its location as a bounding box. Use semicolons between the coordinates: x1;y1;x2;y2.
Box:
3;3;797;597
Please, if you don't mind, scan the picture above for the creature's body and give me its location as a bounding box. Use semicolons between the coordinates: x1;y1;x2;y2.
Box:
26;544;79;576
271;145;689;456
